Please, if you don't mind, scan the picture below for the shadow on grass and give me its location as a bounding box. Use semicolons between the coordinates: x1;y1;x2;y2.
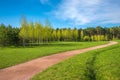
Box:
1;42;83;48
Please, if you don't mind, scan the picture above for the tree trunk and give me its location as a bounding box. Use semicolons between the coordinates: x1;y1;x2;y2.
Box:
23;39;25;47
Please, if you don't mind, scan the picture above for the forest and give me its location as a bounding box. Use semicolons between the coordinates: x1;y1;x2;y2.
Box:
0;18;120;47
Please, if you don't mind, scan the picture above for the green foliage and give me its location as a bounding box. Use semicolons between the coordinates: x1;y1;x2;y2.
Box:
0;24;6;46
28;22;34;41
19;17;28;39
31;41;120;80
19;17;28;46
0;17;120;47
56;30;61;41
73;28;78;41
34;22;43;43
83;36;91;41
80;30;84;41
0;24;20;46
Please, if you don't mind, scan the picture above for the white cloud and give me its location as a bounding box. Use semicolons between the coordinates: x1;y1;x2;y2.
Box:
53;0;120;25
40;0;49;4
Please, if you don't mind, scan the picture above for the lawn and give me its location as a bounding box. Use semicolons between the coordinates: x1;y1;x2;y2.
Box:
0;41;108;69
31;41;120;80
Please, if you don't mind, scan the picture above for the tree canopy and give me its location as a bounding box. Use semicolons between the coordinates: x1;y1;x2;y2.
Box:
0;18;120;47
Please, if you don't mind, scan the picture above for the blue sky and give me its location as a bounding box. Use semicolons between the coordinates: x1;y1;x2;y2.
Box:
0;0;120;28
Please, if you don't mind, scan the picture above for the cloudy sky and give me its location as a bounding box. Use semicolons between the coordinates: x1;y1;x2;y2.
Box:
0;0;120;28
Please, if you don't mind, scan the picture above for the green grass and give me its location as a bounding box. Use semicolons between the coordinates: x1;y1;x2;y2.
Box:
0;41;108;69
31;41;120;80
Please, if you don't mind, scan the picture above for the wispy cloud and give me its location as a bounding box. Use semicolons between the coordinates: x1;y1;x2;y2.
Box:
53;0;120;25
40;0;49;4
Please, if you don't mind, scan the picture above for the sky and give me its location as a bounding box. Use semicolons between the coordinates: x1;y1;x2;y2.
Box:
0;0;120;28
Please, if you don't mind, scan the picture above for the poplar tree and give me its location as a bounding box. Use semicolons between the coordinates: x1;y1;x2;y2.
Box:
19;17;28;47
73;28;78;41
81;30;84;41
56;30;61;41
28;22;34;45
35;22;43;44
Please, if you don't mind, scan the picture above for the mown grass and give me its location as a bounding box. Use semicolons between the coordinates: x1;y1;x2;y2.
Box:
0;41;108;69
31;41;120;80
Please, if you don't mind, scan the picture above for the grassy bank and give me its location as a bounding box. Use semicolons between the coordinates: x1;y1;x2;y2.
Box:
31;41;120;80
0;41;108;69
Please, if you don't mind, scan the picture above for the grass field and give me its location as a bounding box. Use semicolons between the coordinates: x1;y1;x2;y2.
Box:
31;41;120;80
0;41;108;69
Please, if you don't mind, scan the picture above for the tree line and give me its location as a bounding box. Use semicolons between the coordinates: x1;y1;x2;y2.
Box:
0;24;20;47
0;18;120;47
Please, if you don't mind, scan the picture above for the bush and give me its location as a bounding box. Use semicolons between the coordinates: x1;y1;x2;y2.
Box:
83;36;91;41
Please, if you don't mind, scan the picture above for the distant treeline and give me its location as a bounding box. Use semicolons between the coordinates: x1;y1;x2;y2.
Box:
0;18;120;47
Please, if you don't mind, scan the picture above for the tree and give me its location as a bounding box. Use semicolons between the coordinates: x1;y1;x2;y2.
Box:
28;22;35;45
35;22;43;44
73;28;78;41
67;28;73;41
44;19;52;42
0;24;20;47
1;17;120;47
52;30;57;41
11;28;20;46
0;24;7;46
96;26;103;40
80;30;84;41
56;29;61;41
19;16;28;47
83;36;91;41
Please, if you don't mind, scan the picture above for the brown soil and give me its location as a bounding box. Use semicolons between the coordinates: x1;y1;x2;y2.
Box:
0;41;118;80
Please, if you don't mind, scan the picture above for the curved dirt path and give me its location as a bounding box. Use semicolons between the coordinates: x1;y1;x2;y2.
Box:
0;41;118;80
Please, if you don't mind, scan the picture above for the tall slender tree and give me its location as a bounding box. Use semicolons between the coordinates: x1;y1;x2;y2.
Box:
19;16;28;47
35;22;43;44
28;22;34;45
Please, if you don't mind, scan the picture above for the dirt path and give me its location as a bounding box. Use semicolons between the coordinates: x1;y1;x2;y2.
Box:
0;41;118;80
